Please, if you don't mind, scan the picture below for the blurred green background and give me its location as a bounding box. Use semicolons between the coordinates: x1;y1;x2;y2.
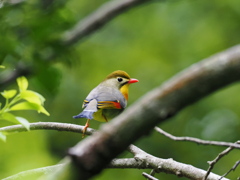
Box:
0;0;240;179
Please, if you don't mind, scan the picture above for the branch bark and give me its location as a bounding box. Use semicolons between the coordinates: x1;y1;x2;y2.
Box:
67;45;240;179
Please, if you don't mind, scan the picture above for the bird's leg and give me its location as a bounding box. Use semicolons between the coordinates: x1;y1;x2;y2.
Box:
82;119;90;138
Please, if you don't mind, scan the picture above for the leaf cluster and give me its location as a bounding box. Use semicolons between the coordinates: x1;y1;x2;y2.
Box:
0;76;49;141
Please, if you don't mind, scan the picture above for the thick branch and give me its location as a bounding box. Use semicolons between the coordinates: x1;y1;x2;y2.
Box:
67;45;240;179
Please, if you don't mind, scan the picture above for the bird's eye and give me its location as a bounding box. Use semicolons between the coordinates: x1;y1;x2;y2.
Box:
117;78;123;82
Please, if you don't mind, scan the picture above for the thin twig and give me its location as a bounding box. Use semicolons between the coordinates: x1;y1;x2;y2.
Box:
142;172;159;180
150;169;156;176
0;122;95;136
203;141;240;180
155;127;240;149
219;160;240;180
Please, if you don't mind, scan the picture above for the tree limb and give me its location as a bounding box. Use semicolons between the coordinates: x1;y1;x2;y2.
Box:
67;45;240;179
0;122;232;180
0;0;152;88
127;145;229;180
61;0;151;46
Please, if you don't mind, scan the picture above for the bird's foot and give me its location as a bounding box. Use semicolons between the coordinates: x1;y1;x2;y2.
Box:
82;119;90;138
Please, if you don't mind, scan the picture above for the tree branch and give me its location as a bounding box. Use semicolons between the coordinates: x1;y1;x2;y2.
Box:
61;0;151;46
127;145;229;180
67;45;240;179
204;141;240;180
220;160;240;180
0;0;152;88
154;127;240;149
0;122;238;150
0;122;95;136
0;122;233;180
142;172;159;180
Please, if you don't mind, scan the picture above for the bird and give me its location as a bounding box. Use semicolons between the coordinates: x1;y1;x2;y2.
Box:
73;70;139;137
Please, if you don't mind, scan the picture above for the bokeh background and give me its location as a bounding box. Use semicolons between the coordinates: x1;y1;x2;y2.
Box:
0;0;240;179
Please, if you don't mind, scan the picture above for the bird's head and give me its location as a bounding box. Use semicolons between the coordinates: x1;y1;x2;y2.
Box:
103;70;139;100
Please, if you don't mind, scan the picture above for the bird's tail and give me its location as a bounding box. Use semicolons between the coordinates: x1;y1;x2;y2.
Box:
73;99;98;120
73;110;95;119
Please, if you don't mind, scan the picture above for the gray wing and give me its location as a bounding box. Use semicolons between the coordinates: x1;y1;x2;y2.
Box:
85;85;127;109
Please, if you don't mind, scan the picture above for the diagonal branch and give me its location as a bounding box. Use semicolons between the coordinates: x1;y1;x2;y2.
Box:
67;45;240;179
204;141;240;180
142;172;159;180
220;160;240;180
61;0;151;46
0;0;152;88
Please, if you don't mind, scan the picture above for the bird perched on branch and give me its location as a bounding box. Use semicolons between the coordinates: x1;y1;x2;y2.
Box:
73;70;139;137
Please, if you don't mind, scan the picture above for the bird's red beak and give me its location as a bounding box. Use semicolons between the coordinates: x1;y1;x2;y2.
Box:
128;78;139;84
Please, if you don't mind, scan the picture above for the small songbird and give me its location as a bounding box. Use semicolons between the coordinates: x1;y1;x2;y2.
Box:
73;70;139;137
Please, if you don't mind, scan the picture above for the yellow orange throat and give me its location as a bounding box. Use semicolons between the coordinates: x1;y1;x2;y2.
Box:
120;84;130;100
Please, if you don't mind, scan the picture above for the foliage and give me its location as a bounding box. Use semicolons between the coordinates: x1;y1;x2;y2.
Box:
0;76;49;141
0;0;240;179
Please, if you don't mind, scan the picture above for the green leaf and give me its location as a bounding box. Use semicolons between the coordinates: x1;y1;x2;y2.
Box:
0;132;6;142
1;89;17;99
20;90;45;105
10;102;50;116
38;106;50;116
0;113;30;131
16;117;30;131
0;65;5;69
1;112;19;124
17;76;28;92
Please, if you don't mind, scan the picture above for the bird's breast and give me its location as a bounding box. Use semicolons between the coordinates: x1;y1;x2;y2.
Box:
93;108;124;122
